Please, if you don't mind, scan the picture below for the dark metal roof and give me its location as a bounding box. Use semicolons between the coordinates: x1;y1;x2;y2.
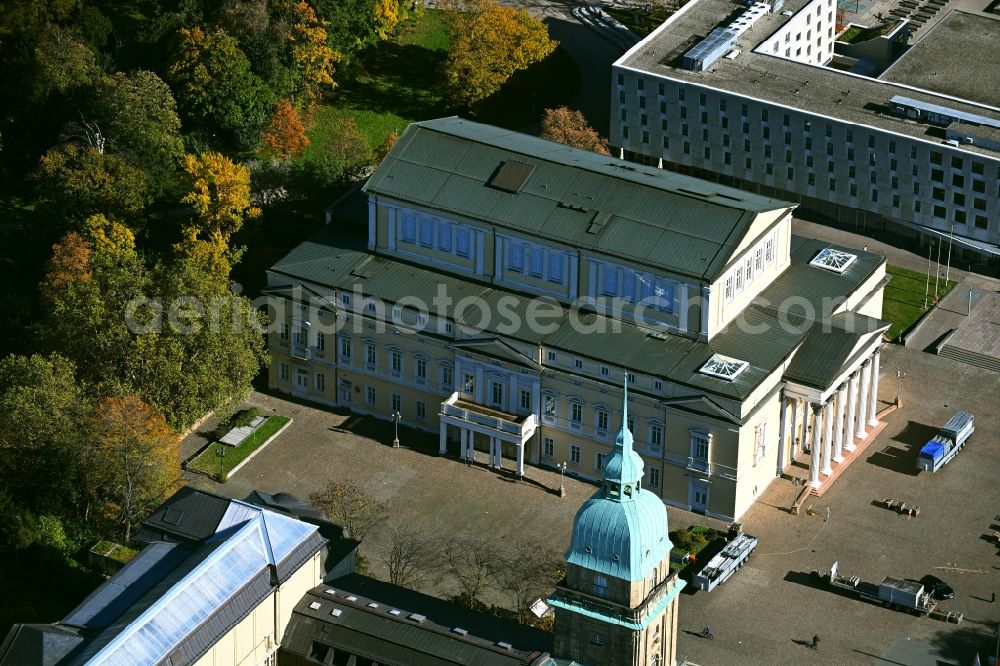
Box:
364;117;791;281
137;486;231;544
0;624;85;666
280;576;552;666
268;228;886;403
783;314;889;389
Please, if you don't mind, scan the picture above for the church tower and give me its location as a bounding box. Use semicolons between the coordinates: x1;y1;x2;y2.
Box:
550;381;684;666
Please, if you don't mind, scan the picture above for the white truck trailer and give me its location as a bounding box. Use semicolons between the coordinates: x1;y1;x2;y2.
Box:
823;561;937;615
917;411;974;473
692;532;758;591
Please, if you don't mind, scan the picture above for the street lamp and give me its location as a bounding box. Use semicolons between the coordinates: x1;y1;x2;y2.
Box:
558;461;567;498
391;410;401;448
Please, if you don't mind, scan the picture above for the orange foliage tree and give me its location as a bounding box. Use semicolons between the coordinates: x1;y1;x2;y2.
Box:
91;395;181;542
262;99;310;158
540;106;611;155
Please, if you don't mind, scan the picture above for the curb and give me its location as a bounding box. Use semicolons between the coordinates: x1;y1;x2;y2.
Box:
225;417;294;479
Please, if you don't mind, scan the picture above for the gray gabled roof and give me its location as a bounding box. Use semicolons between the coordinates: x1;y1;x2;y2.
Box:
0;624;85;666
364;117;792;281
783;313;889;389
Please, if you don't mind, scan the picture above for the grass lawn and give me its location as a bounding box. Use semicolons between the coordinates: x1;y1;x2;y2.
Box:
188;415;292;480
882;265;957;341
302;11;450;160
92;540;138;564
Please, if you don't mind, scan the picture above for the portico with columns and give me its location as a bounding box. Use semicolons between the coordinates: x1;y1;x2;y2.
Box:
777;315;889;490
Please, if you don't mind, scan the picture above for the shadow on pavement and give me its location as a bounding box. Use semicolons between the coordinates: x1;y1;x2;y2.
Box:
864;420;937;475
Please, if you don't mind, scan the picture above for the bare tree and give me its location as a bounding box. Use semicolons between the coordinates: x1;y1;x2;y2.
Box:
379;522;441;589
308;482;389;541
444;536;502;608
495;540;564;623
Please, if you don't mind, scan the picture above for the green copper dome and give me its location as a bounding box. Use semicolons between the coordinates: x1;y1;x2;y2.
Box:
565;381;671;581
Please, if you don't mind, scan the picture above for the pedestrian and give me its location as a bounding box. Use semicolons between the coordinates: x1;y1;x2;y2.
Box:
812;634;821;650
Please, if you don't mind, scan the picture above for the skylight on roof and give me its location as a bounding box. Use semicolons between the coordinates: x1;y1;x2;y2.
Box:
809;248;857;274
699;354;749;381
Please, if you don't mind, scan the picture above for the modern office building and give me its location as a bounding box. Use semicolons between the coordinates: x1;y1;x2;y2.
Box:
265;117;889;522
611;0;1000;265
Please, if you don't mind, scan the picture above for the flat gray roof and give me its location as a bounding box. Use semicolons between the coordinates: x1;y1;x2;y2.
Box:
618;0;1000;157
880;11;1000;108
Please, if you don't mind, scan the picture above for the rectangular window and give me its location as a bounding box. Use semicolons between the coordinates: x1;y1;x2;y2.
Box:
520;389;531;411
547;350;557;362
457;228;471;257
510;243;524;272
491;381;504;407
653;379;663;391
441;365;454;389
401;213;416;243
595;452;605;471
315;332;325;352
543;437;554;457
463;373;475;395
365;343;377;369
315;373;325;392
530;247;544;277
548;253;564;283
596;410;609;432
570;445;581;465
416;400;426;420
692;432;710;460
603;267;617;295
420;218;433;247
601;365;609;377
391;393;401;413
279;322;289;341
415;357;427;383
339;336;351;363
573;357;583;369
648;467;660;488
590;633;604;647
571;403;583;424
649;424;663;449
438;223;452;251
366;385;376;406
279;363;289;381
544;394;556;418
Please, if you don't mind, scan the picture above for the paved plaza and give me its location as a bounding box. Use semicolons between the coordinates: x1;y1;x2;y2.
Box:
184;344;1000;665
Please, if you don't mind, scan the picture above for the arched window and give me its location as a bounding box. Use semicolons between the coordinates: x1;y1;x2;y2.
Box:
592;575;608;598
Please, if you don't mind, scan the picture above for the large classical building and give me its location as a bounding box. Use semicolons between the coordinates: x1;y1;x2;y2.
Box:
611;0;1000;265
266;117;889;521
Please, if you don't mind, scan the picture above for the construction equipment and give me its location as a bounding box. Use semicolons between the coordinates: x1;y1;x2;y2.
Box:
692;531;757;591
917;411;974;473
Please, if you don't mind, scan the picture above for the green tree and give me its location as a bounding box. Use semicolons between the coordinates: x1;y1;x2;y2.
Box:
442;0;557;110
37;144;150;222
91;71;185;196
167;26;275;149
0;353;88;518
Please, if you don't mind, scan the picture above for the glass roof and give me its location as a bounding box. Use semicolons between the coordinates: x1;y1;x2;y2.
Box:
699;354;749;381
809;248;857;274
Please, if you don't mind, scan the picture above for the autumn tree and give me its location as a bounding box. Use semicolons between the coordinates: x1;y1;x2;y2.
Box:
495;540;563;623
177;152;261;275
376;129;400;161
540;106;611;155
309;482;389;541
373;0;401;39
167;26;274;149
262;99;310;158
442;0;557;109
91;396;180;542
288;1;339;102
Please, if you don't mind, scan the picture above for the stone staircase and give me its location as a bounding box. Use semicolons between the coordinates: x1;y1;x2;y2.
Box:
937;344;1000;373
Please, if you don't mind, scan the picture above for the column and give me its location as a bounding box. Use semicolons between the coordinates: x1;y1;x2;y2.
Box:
833;383;848;462
809;404;822;488
855;359;871;440
439;425;447;455
821;401;833;476
488;436;496;467
777;397;789;474
867;350;881;427
516;441;525;477
496;439;503;469
844;372;858;451
796;398;807;454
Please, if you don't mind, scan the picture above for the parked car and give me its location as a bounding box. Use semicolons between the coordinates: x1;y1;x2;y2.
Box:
919;575;955;600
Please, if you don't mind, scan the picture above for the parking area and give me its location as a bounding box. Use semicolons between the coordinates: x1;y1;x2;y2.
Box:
183;343;1000;664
